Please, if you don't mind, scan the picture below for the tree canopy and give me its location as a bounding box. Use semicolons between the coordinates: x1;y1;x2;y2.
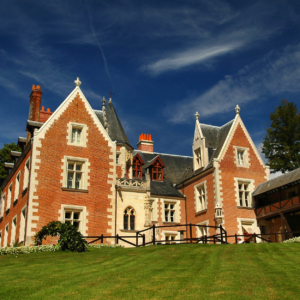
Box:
0;142;22;185
262;100;300;173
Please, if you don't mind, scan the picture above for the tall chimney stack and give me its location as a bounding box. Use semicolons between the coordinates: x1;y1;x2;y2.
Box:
137;133;154;153
28;85;42;121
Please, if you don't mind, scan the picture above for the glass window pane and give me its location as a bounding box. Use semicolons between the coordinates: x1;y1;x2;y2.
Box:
73;221;80;228
76;164;82;171
65;212;71;219
68;163;74;170
73;212;80;220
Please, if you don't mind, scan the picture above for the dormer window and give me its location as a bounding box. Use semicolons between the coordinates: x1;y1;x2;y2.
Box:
67;122;87;147
194;148;202;169
71;128;82;145
153;160;163;180
132;154;144;178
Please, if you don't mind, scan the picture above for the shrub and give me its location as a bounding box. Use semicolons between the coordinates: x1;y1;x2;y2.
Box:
283;236;300;243
0;245;61;255
34;221;87;252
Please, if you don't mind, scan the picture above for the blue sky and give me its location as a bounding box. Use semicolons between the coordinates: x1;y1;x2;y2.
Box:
1;0;300;171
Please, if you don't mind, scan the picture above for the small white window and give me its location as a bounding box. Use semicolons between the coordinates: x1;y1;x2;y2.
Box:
19;207;27;243
0;193;5;217
237;150;244;165
23;158;30;190
11;216;17;245
67;161;84;189
238;182;251;207
7;184;12;210
165;234;176;244
15;172;20;201
64;210;81;230
164;203;176;222
68;123;87;147
71;128;82;145
4;224;9;247
195;181;207;212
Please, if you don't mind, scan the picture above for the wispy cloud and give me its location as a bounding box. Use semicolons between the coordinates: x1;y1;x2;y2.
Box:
165;43;300;123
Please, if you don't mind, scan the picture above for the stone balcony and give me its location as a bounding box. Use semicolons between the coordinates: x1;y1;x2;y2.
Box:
116;178;148;191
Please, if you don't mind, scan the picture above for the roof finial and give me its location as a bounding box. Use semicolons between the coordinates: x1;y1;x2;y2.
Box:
102;96;107;108
235;105;240;115
195;111;200;120
74;77;81;87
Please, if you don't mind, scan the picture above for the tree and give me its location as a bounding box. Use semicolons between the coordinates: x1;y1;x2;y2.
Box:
262;100;300;173
0;142;22;185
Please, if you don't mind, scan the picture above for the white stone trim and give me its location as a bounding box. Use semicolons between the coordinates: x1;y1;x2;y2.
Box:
0;192;6;218
15;171;21;201
61;156;90;189
194;180;208;212
237;218;260;241
233;146;250;168
151;198;158;222
66;122;88;147
58;204;88;236
7;183;12;210
234;177;255;207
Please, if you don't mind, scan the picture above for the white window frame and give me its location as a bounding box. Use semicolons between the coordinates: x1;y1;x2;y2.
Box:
163;231;180;244
7;184;12;210
164;202;176;223
196;220;209;242
11;216;17;245
62;156;89;190
67;122;87;147
194;148;202;169
0;192;5;218
4;224;9;247
19;206;27;243
194;181;207;212
235;178;254;208
59;204;87;235
23;158;30;190
15;171;21;202
237;218;260;242
234;146;249;168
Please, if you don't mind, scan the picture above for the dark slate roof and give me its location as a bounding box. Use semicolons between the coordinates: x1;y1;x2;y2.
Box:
253;168;300;196
94;102;132;149
133;150;193;198
178;119;234;184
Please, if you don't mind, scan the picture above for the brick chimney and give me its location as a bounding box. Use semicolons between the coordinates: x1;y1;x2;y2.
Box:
137;134;154;153
39;106;53;123
28;85;42;122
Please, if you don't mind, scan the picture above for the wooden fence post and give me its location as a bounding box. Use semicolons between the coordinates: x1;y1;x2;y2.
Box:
214;235;216;244
254;233;257;243
101;234;103;244
204;235;207;244
275;233;277;243
190;223;193;244
225;229;227;244
136;232;139;247
153;224;156;246
235;234;237;244
220;225;223;244
143;234;145;247
116;234;119;244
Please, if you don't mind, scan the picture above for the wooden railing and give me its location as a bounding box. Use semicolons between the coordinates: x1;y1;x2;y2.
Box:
255;196;300;218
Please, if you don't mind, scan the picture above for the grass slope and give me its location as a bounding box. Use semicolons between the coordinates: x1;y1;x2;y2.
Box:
1;243;300;300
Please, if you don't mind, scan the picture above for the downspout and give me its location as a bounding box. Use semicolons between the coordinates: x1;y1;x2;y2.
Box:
115;185;118;244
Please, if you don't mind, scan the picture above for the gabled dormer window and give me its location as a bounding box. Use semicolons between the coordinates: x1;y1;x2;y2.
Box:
194;148;202;169
132;154;144;178
151;157;165;181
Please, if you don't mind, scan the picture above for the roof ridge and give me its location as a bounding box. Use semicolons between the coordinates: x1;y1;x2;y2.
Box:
135;150;192;159
200;118;234;129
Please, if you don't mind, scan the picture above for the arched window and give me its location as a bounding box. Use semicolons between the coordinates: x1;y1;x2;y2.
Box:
124;207;135;230
132;154;144;178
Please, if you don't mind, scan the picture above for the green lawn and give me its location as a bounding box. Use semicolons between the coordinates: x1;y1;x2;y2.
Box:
1;243;299;300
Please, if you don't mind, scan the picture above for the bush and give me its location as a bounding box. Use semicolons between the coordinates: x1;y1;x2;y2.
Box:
34;221;87;252
283;237;300;243
0;245;61;255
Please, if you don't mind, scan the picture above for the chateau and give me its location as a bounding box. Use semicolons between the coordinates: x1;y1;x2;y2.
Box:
0;79;270;247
